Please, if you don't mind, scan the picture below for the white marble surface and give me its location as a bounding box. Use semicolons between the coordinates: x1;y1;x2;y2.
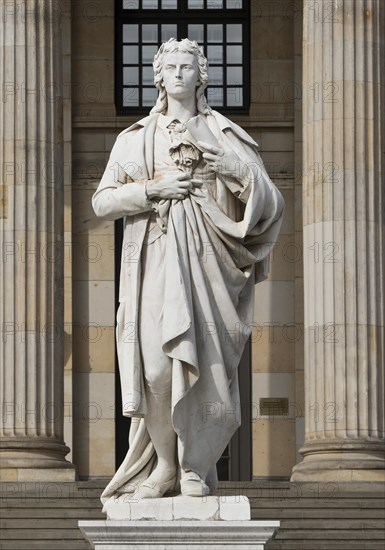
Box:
79;519;279;550
94;39;284;506
105;495;251;521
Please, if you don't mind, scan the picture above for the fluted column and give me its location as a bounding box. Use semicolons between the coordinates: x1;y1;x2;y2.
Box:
292;0;385;481
0;0;74;479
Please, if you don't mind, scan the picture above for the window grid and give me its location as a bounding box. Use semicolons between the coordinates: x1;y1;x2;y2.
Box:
116;0;250;114
122;0;243;9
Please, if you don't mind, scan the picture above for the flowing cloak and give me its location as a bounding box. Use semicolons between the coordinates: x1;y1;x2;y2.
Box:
92;111;284;507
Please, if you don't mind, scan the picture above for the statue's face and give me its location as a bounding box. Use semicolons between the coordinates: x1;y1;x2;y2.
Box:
161;51;199;100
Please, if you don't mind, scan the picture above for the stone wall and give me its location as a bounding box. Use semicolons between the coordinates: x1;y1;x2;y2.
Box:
69;0;303;479
71;0;117;478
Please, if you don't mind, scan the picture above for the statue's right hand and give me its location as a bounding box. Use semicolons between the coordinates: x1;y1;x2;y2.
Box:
146;173;195;201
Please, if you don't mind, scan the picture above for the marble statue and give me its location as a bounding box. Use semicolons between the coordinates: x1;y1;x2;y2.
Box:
92;38;284;506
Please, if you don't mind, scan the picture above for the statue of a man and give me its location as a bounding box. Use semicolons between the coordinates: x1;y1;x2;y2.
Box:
93;38;284;505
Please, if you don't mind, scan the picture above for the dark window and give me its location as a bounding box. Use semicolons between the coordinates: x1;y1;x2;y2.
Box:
115;0;250;114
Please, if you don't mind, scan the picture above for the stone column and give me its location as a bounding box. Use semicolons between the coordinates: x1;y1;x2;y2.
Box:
292;0;385;482
0;0;74;480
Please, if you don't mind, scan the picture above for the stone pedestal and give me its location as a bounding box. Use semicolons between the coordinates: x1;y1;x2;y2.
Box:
292;0;385;482
105;495;251;521
0;0;74;480
79;520;279;550
79;496;279;549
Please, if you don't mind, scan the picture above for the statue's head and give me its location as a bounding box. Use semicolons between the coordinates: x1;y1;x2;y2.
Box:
150;38;212;115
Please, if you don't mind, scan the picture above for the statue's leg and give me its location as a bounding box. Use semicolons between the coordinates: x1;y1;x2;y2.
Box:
137;237;177;497
178;433;210;497
144;386;177;481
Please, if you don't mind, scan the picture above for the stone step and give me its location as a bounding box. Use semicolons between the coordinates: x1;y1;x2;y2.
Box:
1;500;360;509
1;518;103;529
278;519;384;530
1;481;384;550
0;541;91;550
266;541;385;550
254;508;385;519
0;494;103;503
0;528;86;540
219;483;385;498
2;481;384;498
247;495;385;508
3;497;384;507
273;529;385;540
2;482;383;498
0;500;102;509
257;501;385;512
2;514;384;529
0;498;385;516
252;497;385;503
0;508;104;519
0;490;103;502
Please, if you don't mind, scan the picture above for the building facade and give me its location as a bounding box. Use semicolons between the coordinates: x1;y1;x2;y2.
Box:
1;0;384;487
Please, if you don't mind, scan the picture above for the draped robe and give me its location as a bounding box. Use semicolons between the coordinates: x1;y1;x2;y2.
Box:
92;111;284;507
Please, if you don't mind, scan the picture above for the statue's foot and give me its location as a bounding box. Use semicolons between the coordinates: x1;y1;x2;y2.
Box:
180;469;210;497
136;472;177;499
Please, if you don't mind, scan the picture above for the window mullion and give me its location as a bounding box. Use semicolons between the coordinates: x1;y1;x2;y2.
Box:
139;24;143;107
117;0;250;114
179;0;188;15
223;23;227;108
180;21;188;41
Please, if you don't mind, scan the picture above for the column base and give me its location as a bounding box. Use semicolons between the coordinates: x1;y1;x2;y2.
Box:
0;467;76;482
291;439;385;482
0;437;76;481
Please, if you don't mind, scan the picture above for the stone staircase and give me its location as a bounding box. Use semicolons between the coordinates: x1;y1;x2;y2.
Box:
221;481;385;550
0;481;104;550
1;480;384;549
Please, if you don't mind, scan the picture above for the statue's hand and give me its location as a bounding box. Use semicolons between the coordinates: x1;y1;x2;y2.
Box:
197;141;247;180
146;173;201;201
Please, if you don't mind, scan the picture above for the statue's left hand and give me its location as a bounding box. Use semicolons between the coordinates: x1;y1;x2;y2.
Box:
197;141;247;180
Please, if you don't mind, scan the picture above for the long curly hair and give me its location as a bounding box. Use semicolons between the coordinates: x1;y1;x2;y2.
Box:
150;38;212;115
